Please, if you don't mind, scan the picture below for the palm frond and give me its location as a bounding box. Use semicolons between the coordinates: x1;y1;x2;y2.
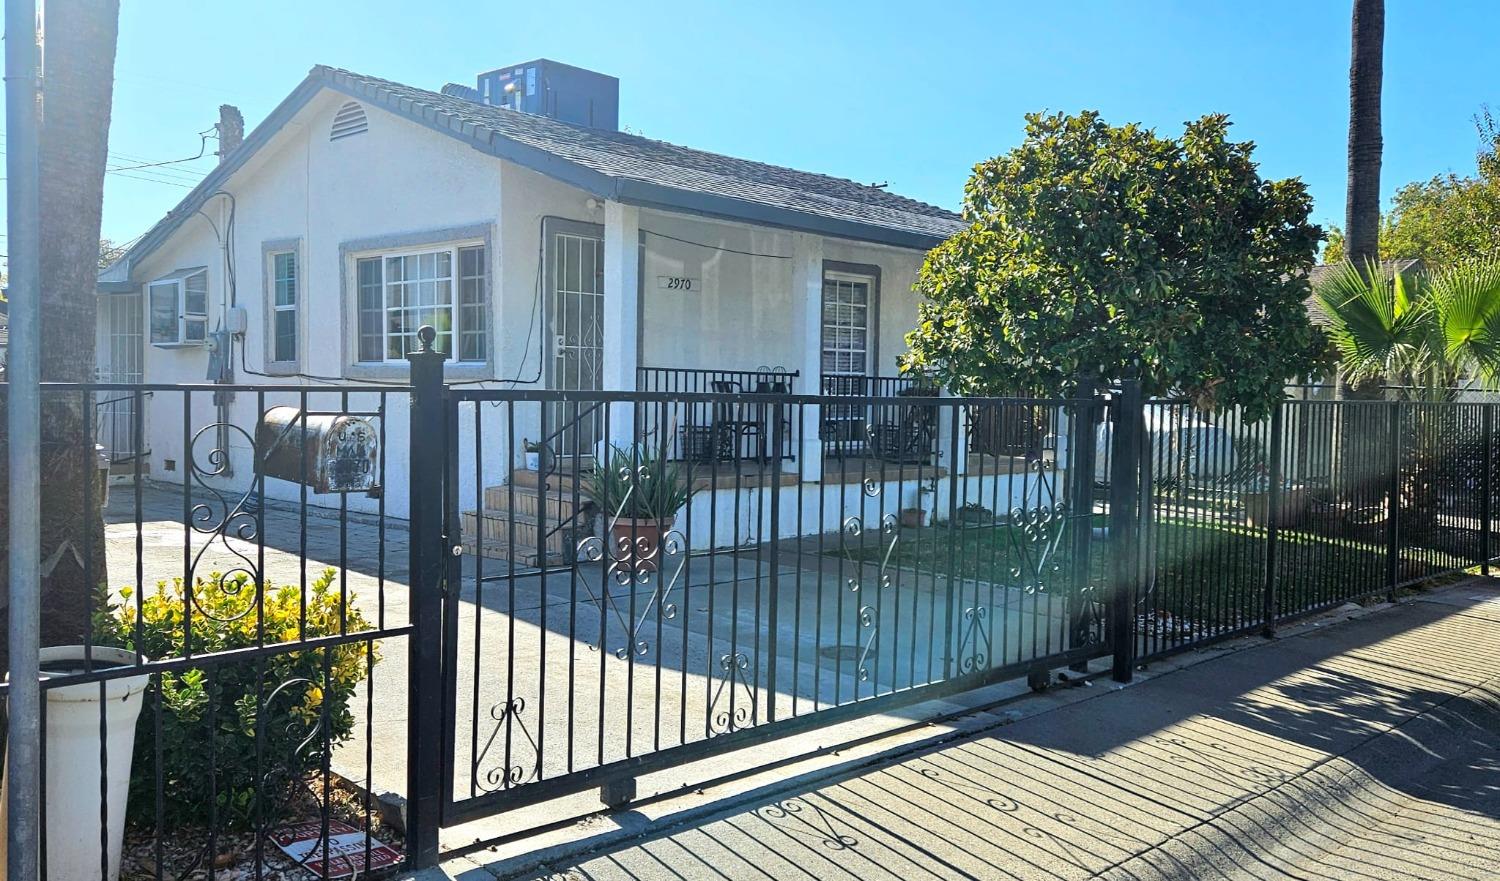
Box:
1313;259;1431;385
1431;257;1500;389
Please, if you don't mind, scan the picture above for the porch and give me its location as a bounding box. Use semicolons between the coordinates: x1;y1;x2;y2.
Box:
634;365;1059;466
457;384;1071;565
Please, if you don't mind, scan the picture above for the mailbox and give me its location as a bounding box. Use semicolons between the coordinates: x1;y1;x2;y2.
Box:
256;406;379;494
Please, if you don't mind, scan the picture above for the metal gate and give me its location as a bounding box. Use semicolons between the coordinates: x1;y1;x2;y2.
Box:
419;373;1132;829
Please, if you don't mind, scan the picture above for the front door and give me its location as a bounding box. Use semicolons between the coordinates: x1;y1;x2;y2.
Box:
546;221;606;457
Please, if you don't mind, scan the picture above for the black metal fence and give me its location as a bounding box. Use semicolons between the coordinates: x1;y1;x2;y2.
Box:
9;365;1500;877
438;378;1108;825
7;382;413;880
1125;392;1496;660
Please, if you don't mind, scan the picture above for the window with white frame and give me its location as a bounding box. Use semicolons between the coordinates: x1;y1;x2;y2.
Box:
270;250;298;364
148;267;208;347
356;243;486;363
821;270;872;376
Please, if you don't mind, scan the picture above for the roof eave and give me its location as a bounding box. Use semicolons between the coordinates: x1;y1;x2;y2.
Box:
101;65;955;283
611;178;950;251
96;74;330;287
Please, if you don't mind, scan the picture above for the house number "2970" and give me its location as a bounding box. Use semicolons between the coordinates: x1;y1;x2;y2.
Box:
657;275;700;292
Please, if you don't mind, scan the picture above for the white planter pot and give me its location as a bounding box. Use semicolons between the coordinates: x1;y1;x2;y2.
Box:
1;646;150;881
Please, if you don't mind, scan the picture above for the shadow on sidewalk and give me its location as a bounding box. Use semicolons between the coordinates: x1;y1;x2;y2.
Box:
482;587;1500;881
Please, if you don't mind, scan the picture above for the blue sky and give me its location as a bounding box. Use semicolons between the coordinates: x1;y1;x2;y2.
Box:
6;0;1500;262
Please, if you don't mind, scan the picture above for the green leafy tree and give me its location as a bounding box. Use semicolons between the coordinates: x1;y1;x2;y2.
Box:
1325;109;1500;267
902;111;1325;419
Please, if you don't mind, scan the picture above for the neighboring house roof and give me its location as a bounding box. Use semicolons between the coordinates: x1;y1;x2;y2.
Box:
1303;258;1423;325
100;65;964;286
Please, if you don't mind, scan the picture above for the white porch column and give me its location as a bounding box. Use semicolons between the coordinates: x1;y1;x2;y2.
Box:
792;233;824;481
602;200;641;390
939;388;969;476
602;200;641;451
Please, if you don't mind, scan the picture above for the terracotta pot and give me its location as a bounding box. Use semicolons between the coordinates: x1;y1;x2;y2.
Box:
609;516;675;574
900;507;926;529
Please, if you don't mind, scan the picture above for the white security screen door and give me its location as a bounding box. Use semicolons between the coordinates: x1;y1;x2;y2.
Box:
98;292;145;463
547;224;606;456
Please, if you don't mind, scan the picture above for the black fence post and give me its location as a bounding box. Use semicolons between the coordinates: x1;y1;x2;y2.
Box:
1262;400;1284;637
1386;401;1401;603
1483;404;1493;577
1068;379;1100;671
766;400;784;721
406;326;449;868
1108;379;1143;683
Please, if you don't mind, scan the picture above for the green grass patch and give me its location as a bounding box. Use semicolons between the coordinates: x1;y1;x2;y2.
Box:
833;514;1458;630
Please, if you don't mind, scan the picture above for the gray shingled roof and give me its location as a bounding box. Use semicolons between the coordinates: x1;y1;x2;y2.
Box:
100;65;963;284
319;66;963;244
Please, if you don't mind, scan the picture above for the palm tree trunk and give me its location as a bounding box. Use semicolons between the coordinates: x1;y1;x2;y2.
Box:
0;0;120;664
1345;0;1385;267
1335;0;1387;510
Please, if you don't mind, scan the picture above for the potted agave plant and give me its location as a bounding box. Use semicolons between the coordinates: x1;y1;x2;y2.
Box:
584;443;695;574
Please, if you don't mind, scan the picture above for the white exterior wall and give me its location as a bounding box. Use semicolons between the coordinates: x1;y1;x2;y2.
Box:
116;89;510;519
636;211;928;381
106;86;940;524
678;469;1062;552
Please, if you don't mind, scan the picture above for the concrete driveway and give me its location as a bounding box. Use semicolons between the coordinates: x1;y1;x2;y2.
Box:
441;580;1500;880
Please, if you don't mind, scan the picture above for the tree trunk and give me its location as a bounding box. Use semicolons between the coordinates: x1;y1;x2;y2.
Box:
1344;0;1385;267
1333;0;1387;509
0;0;120;667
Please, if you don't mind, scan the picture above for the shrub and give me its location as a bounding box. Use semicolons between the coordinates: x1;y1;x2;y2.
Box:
96;568;375;830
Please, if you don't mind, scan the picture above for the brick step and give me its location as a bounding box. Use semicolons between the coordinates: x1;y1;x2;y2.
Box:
460;509;591;559
509;467;596;490
459;538;567;568
482;483;593;518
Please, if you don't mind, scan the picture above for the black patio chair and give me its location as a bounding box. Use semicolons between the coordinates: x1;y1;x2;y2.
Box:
870;387;940;463
710;379;762;462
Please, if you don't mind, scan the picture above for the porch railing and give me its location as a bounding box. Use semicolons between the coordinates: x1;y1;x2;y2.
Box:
635;366;800;463
819;373;941;461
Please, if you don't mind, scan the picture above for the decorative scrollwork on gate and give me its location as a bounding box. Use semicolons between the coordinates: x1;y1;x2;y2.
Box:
839;505;900;685
957;605;990;673
575;528;688;659
474;697;542;791
1003;458;1069;595
708;651;756;735
186;421;264;621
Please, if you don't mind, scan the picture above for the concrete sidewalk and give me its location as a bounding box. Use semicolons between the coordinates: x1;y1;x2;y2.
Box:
432;580;1500;880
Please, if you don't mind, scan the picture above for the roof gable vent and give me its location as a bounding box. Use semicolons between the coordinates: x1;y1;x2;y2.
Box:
329;101;368;141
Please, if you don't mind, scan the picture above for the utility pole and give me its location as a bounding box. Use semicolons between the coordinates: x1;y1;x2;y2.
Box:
4;0;44;877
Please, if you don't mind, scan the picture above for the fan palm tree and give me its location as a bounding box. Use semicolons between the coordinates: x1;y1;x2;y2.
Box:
1345;0;1385;267
1316;257;1500;397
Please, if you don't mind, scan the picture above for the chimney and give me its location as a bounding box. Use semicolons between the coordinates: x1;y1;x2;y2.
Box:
216;104;244;163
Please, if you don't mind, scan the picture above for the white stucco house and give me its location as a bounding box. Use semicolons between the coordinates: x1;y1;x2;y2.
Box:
95;60;1062;551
